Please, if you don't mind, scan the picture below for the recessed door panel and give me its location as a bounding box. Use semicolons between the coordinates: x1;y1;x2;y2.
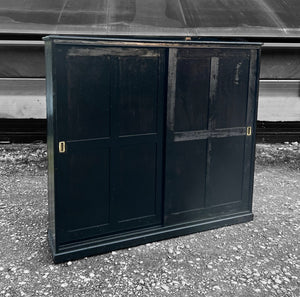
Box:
174;56;210;131
206;136;245;207
116;143;159;225
165;140;207;223
60;148;111;243
66;54;111;140
212;51;250;129
118;56;158;135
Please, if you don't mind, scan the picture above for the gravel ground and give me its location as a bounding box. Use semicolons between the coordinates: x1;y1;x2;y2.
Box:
0;142;299;297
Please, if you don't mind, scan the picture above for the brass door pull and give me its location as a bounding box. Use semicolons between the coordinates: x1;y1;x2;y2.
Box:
59;141;66;153
247;127;252;136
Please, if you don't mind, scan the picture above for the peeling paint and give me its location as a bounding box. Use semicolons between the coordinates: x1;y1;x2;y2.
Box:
234;62;242;85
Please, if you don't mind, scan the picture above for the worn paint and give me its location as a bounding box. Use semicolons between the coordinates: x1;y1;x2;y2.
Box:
174;127;246;142
208;56;219;130
53;38;261;50
234;62;242;85
247;49;260;126
167;48;178;132
68;47;160;57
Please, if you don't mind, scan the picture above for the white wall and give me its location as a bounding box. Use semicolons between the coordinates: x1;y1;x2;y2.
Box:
258;80;300;121
0;78;46;118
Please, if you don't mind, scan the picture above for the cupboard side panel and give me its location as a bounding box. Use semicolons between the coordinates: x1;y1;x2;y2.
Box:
45;40;56;249
244;49;262;212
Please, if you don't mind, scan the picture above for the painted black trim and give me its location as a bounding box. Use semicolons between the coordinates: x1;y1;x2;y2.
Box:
51;211;253;263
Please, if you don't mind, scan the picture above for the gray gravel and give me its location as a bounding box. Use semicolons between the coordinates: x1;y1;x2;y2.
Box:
0;143;299;297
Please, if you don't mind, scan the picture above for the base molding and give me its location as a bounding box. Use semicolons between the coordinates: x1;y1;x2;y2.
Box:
50;211;253;263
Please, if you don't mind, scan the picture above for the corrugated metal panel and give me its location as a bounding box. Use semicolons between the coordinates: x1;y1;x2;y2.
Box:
0;0;299;38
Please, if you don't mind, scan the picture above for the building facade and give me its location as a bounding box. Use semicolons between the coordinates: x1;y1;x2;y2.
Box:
0;0;299;142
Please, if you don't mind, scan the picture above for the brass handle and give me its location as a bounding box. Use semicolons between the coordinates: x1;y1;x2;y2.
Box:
59;141;66;153
247;127;252;136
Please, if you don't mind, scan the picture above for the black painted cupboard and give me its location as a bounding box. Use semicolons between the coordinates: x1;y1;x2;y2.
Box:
44;36;261;263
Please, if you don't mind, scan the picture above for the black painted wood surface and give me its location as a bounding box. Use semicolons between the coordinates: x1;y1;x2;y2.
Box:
164;47;259;225
44;36;261;263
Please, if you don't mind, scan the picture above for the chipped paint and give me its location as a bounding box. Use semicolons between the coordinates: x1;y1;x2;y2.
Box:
208;57;219;130
234;62;242;85
167;48;178;132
